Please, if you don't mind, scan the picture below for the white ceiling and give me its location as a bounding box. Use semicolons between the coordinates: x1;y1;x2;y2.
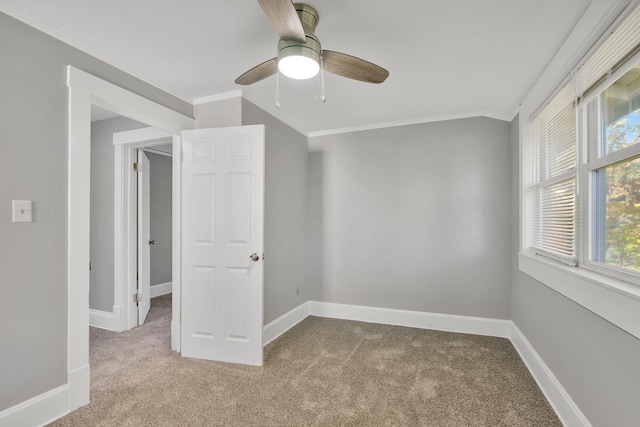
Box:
0;0;590;134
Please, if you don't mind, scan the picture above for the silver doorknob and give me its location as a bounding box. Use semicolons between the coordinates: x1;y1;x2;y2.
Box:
149;240;155;245
249;253;260;262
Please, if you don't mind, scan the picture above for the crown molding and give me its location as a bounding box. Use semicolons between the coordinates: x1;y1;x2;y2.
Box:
193;90;243;105
307;111;513;138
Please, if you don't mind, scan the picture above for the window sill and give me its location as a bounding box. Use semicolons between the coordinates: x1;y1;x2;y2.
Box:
519;253;640;340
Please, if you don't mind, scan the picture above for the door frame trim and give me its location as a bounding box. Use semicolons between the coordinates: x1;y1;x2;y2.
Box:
67;66;194;411
113;128;173;333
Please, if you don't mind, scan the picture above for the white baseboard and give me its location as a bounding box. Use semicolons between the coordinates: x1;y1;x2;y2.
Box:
263;302;310;346
89;309;114;331
171;319;180;352
510;324;591;427
0;364;91;426
2;301;580;427
262;300;511;347
112;305;122;332
308;301;511;338
262;301;580;425
67;364;90;411
0;384;69;427
151;282;172;298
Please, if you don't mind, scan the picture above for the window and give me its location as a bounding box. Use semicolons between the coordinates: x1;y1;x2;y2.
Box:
528;83;578;266
525;4;640;285
585;62;640;277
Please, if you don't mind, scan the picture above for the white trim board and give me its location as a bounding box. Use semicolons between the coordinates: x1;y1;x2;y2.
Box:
510;324;591;427
113;127;172;145
520;254;640;340
309;301;511;338
0;368;90;426
5;301;587;426
150;282;172;298
263;301;590;427
263;302;310;346
264;301;511;345
307;111;514;138
112;126;181;346
112;127;176;334
88;309;115;331
67;67;193;132
193;90;243;105
0;385;69;427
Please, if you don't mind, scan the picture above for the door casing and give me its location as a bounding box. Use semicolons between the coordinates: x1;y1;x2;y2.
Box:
112;128;176;336
67;66;194;410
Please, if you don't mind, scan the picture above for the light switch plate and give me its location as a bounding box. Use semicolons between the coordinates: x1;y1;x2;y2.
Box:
12;200;33;223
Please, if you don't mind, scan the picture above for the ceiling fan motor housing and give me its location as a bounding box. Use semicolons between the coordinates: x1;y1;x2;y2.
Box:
277;4;321;66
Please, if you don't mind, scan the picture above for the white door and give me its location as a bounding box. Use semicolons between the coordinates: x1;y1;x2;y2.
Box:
181;125;265;366
137;150;151;325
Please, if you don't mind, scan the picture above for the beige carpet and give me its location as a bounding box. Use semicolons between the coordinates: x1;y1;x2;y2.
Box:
50;295;560;426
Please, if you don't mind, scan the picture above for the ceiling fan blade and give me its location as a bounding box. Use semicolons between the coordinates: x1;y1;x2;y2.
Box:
257;0;306;42
322;50;389;84
235;58;278;85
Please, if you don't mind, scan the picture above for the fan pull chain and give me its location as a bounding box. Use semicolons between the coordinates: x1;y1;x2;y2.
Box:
316;58;322;100
275;71;281;109
320;55;326;103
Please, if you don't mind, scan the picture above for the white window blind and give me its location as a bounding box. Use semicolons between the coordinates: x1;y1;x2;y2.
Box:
525;3;640;268
530;82;578;265
576;4;640;98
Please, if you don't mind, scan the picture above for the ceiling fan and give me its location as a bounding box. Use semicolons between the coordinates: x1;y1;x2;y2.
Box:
235;0;389;85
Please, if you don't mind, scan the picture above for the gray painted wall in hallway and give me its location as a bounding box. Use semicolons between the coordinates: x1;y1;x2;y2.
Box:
148;151;172;286
242;99;309;325
509;115;640;426
90;116;146;312
307;117;512;319
0;11;192;411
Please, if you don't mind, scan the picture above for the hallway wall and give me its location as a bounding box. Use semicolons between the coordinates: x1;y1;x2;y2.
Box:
148;151;172;287
90;116;146;312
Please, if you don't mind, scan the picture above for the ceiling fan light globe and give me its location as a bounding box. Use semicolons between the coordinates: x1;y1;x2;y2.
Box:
278;55;319;80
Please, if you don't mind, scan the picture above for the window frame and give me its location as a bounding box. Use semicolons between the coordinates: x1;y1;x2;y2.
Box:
578;51;640;287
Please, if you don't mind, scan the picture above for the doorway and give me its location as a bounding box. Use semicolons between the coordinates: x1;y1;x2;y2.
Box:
133;145;174;327
68;67;265;411
112;127;179;350
67;66;194;410
134;144;174;327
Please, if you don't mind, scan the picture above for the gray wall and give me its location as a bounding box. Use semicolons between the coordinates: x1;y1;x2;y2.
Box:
242;99;308;324
308;118;512;319
90;117;147;312
148;151;172;286
91;134;173;312
0;11;192;411
509;116;640;426
195;97;241;128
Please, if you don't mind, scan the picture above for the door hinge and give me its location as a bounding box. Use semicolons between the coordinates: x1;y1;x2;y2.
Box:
133;162;138;172
136;272;139;281
134;292;142;304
